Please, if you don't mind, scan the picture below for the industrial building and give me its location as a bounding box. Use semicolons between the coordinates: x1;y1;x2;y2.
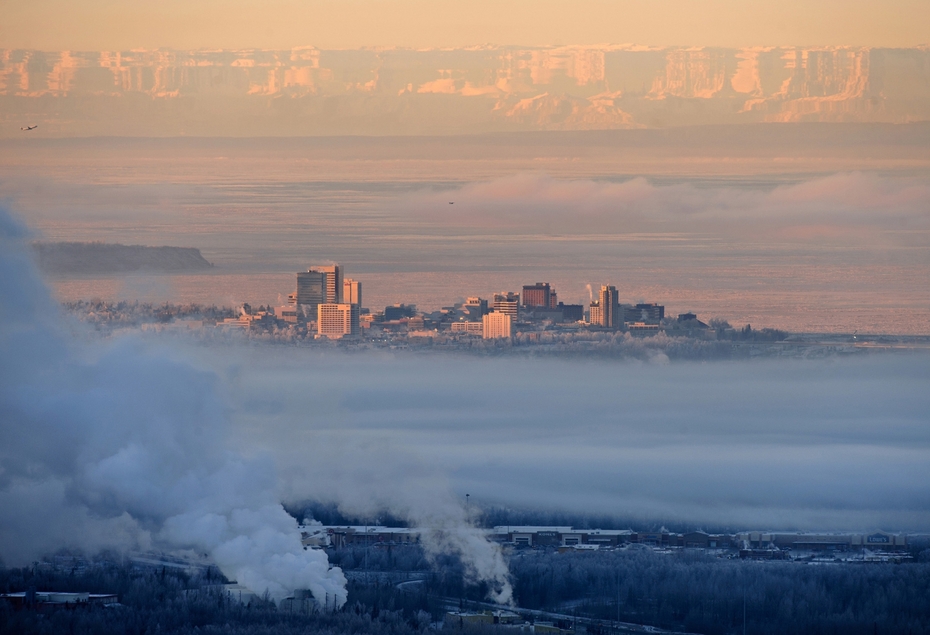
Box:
320;525;422;548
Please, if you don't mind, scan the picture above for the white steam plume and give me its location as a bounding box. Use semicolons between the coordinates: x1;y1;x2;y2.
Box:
0;207;346;606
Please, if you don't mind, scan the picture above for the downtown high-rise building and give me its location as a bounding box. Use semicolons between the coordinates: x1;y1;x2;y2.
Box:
522;283;551;309
591;285;621;329
493;292;520;319
343;278;362;307
483;311;512;339
296;265;342;313
317;303;360;339
318;265;343;304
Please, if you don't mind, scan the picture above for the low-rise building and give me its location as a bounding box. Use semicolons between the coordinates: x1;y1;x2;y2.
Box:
451;321;484;335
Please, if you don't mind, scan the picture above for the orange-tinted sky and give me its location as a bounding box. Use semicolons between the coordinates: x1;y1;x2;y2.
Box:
3;0;928;50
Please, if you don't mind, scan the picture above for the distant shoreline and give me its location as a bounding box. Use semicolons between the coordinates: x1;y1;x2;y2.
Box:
33;242;214;275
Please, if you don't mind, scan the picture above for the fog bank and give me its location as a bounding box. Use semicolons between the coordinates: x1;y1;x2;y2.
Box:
219;348;930;532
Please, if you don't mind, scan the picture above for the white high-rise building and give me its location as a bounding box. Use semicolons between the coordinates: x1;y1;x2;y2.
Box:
317;303;359;339
343;278;362;307
482;312;512;339
592;285;620;329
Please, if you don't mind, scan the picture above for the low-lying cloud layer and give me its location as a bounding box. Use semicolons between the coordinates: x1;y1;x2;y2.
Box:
221;349;930;532
407;172;930;241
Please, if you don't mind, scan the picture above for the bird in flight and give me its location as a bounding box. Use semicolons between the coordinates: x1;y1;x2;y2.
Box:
449;201;454;204
21;125;38;131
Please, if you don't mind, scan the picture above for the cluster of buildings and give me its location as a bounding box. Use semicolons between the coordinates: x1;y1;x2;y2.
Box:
300;525;910;559
219;265;715;342
0;591;119;610
487;526;909;556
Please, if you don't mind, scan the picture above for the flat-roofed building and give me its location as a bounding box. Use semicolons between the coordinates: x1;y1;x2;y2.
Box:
296;265;342;315
275;306;299;324
296;270;325;309
493;292;520;319
596;285;621;329
451;321;483;335
559;303;584;322
522;283;551;309
633;302;665;324
318;265;343;304
463;297;488;319
318;303;359;339
628;322;660;336
483;312;512;339
589;301;602;326
383;304;416;321
343;278;361;307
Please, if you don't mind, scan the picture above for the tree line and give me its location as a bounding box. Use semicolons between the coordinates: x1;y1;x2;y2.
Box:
3;546;929;634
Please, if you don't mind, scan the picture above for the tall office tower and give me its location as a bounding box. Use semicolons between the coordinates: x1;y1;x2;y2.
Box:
522;283;551;308
596;285;621;329
318;265;343;304
296;264;342;312
317;303;360;339
343;278;362;307
483;312;512;339
296;270;325;308
548;290;558;310
493;292;520;318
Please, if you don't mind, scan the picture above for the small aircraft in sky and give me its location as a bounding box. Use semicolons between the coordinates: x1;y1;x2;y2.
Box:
21;125;38;131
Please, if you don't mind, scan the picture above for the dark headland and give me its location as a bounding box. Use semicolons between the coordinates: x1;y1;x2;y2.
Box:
32;242;213;275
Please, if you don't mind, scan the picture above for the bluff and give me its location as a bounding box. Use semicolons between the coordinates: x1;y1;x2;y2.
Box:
33;242;213;275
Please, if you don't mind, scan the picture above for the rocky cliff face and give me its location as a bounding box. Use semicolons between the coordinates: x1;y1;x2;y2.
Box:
3;46;928;134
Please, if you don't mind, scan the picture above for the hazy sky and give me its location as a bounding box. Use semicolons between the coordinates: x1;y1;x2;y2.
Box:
3;0;928;50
